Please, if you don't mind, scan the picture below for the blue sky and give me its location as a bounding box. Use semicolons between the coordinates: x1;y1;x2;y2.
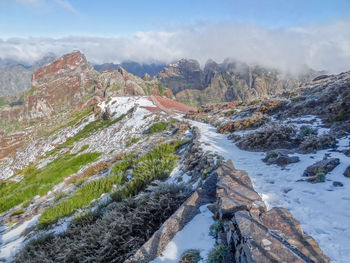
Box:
0;0;350;73
0;0;349;38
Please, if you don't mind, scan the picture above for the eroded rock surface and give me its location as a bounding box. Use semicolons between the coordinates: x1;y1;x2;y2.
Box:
215;160;331;263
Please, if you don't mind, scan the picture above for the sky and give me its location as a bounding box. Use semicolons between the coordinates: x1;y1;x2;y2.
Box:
0;0;350;73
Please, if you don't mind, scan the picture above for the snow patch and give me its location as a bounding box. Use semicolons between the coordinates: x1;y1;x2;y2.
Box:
151;205;215;263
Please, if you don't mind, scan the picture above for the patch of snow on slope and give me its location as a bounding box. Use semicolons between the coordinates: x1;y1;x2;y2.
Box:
190;120;350;263
151;205;215;263
0;215;39;262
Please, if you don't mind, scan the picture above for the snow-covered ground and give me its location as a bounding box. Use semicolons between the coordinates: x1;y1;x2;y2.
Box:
151;205;215;263
0;215;39;262
191;119;350;263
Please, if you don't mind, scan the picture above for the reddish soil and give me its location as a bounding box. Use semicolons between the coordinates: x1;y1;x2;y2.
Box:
151;96;196;113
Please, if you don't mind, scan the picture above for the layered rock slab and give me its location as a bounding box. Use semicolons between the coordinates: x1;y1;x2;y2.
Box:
216;160;331;263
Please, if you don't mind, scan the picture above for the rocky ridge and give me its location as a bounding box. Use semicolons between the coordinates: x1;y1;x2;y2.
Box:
157;59;325;106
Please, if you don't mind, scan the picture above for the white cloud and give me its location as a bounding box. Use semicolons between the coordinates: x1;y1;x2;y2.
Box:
54;0;77;14
0;20;350;73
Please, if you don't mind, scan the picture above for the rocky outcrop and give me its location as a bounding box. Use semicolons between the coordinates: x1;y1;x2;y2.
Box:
217;113;269;133
216;161;266;217
279;71;350;131
158;59;322;107
28;51;99;118
216;160;331;263
0;51;176;123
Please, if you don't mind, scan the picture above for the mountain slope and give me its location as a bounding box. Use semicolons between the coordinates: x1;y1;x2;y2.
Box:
157;59;326;106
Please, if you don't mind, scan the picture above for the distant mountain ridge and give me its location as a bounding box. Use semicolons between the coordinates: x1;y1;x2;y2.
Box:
156;58;327;106
0;53;57;97
93;61;166;77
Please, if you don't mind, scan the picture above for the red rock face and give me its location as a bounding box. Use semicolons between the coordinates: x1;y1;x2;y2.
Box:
28;51;99;118
151;96;196;114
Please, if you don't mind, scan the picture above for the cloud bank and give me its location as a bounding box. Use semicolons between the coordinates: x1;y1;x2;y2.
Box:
1;19;350;73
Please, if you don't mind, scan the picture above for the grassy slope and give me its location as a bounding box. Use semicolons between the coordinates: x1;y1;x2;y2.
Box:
39;141;181;227
0;152;101;214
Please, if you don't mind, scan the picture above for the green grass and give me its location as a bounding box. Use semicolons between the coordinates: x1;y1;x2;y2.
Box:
39;172;128;227
126;137;141;147
38;141;183;227
112;142;179;202
65;113;126;147
0;97;9;107
45;107;93;137
149;121;168;134
0;152;101;214
157;83;166;94
9;208;26;217
21;200;31;208
46;113;126;158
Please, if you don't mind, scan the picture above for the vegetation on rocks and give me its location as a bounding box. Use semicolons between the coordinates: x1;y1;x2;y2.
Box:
237;123;297;151
207;244;230;263
180;249;202;263
149;121;168;134
126;137;141;147
298;133;337;153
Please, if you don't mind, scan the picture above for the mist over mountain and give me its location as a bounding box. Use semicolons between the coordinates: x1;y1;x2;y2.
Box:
93;61;166;77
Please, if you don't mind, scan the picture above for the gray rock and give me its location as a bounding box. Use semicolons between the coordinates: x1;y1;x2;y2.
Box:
303;158;340;183
231;208;331;263
216;160;266;218
263;149;300;166
333;181;344;187
344;165;350;178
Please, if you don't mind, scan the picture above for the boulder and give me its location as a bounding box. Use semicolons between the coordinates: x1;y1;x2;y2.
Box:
231;209;332;263
216;160;266;218
344;165;350;178
263;149;300;166
333;181;344;187
303;158;340;183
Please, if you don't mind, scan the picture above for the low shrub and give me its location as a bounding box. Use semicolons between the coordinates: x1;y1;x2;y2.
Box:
180;249;202;263
21;200;31;208
53;192;68;202
125;137;141;147
209;220;224;238
66;161;109;185
38;141;181;227
207;244;230;263
237;123;296;151
299;133;336;153
15;183;192;263
149;121;168;134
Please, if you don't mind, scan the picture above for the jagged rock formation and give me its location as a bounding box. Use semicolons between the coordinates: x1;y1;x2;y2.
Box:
0;51;174;122
94;61;166;77
157;59;325;106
